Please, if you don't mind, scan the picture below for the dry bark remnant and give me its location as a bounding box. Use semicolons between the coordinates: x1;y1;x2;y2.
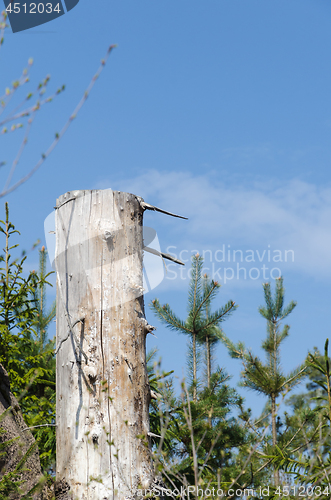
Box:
0;363;50;499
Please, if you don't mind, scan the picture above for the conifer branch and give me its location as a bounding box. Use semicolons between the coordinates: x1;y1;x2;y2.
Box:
150;300;191;334
192;281;218;325
201;300;237;329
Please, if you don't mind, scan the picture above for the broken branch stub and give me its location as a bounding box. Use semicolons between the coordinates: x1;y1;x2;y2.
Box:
139;200;188;220
55;189;156;499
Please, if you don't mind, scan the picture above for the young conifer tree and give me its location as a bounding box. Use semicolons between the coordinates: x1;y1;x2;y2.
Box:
201;272;229;388
221;277;306;487
23;246;56;470
0;203;38;378
150;255;246;488
150;253;237;400
0;206;56;471
33;246;56;348
275;339;331;492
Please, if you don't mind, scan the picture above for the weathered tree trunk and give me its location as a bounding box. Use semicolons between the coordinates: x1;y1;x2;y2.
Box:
55;189;154;500
0;363;51;499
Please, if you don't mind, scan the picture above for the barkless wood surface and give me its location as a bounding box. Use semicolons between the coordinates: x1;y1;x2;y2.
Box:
55;189;154;500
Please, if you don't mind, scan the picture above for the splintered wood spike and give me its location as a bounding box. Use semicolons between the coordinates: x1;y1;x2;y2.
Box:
139;200;188;220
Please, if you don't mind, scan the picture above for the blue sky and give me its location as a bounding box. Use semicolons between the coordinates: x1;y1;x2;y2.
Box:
1;0;331;414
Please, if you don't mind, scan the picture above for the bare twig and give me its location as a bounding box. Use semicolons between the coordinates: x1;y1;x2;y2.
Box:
140;200;188;220
22;423;57;432
144;246;185;266
2;112;35;192
0;43;116;198
227;426;269;492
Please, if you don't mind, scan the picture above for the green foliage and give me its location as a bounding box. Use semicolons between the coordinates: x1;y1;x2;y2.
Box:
306;339;331;423
220;277;307;487
0;204;38;376
2;203;331;494
151;253;237;400
148;368;249;494
147;348;175;452
150;255;246;490
149;270;331;494
176;372;245;478
221;277;305;410
20;246;56;471
284;344;331;464
266;339;331;497
0;204;56;472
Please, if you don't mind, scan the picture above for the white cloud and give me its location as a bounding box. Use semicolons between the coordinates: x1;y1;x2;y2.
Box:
97;171;331;281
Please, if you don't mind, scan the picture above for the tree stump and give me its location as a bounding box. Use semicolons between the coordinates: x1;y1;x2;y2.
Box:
55;189;154;500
